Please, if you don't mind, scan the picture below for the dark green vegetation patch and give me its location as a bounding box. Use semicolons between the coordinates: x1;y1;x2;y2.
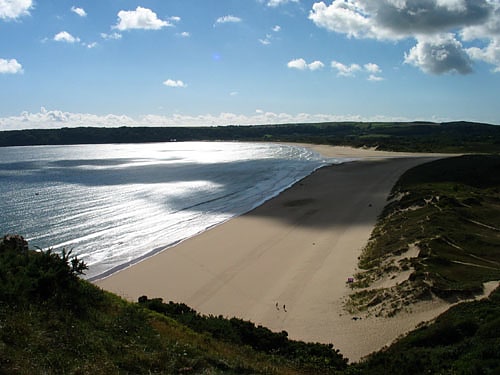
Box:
354;288;500;374
1;121;499;153
351;155;500;317
0;235;346;374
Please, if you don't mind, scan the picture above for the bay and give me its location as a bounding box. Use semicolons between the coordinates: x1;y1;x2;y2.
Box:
0;141;344;279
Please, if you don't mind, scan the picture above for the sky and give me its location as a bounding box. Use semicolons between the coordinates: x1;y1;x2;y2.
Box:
1;0;500;130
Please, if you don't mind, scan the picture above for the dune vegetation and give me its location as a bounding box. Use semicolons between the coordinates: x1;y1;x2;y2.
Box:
347;155;500;319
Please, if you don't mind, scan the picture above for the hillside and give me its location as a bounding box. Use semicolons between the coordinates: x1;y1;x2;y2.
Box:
1;121;499;153
0;235;347;374
347;155;500;319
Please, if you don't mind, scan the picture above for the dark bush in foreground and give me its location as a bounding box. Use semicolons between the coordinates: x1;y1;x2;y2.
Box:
139;296;348;371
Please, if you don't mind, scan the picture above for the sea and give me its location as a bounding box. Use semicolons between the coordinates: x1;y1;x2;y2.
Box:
0;141;347;280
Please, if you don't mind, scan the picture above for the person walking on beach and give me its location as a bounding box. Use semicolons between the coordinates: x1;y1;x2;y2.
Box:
276;302;279;311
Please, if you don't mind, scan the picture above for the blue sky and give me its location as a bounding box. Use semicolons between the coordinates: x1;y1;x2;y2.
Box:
1;0;499;129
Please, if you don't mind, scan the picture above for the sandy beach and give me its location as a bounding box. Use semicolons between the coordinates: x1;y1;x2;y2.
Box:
96;145;453;362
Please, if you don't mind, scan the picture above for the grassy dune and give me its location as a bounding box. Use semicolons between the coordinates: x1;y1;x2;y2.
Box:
349;154;500;315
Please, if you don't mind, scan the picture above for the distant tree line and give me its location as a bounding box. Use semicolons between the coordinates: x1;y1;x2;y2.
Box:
1;121;499;153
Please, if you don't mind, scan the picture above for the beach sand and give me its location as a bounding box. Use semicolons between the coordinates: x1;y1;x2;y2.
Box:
95;145;453;362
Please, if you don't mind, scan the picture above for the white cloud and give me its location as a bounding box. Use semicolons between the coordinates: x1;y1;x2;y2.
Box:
405;34;473;74
71;6;86;17
331;60;384;79
288;58;324;70
114;7;171;31
267;0;299;7
54;31;80;43
467;38;500;72
260;25;282;45
178;31;190;38
364;63;381;74
0;108;416;130
169;16;181;22
0;0;32;19
368;74;384;81
309;0;500;74
215;15;242;25
163;79;187;88
259;36;272;45
0;58;23;74
308;60;325;70
287;58;308;70
101;32;122;40
309;1;375;39
331;61;362;76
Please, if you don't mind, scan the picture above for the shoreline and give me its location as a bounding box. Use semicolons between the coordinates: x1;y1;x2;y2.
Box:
95;145;451;362
88;146;333;283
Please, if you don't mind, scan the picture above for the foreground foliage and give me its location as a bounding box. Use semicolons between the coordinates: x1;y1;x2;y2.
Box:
354;287;500;374
0;235;346;374
138;297;346;371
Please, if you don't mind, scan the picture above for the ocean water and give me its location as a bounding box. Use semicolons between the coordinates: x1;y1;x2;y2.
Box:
0;141;343;279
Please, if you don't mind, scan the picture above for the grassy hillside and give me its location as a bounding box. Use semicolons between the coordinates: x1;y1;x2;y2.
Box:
353;287;500;374
0;235;347;374
348;155;500;316
1;121;499;153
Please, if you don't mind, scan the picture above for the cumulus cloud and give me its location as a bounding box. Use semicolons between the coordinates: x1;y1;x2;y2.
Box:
0;58;23;74
54;31;80;43
331;61;361;76
310;0;492;40
309;1;376;39
287;58;325;70
101;32;122;40
163;79;187;88
0;0;32;19
467;39;500;72
259;35;272;45
71;6;86;17
309;0;500;74
114;7;171;31
364;62;381;74
308;60;326;70
267;0;299;7
405;34;473;74
331;60;384;80
0;107;414;130
259;25;282;45
215;15;242;25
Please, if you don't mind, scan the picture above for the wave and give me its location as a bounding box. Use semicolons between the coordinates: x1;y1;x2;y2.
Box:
0;142;343;279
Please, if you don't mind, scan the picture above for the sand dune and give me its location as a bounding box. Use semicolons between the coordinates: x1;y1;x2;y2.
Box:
96;145;451;362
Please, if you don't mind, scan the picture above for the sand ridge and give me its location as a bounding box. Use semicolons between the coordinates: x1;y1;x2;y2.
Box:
95;145;452;362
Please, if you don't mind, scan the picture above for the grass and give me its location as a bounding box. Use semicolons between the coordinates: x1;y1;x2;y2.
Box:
353;287;500;374
0;235;347;374
349;155;500;317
